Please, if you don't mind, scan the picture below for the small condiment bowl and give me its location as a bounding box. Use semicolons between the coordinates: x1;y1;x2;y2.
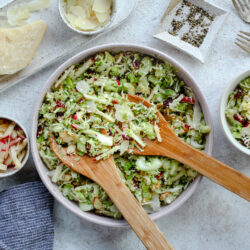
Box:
58;0;117;35
219;69;250;156
0;116;29;178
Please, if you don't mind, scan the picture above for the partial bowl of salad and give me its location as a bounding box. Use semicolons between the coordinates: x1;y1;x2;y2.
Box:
31;44;213;227
220;69;250;155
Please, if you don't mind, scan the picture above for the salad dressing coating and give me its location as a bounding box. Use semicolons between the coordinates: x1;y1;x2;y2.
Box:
38;51;210;218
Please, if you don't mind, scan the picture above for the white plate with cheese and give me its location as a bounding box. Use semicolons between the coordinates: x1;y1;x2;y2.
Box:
0;0;137;93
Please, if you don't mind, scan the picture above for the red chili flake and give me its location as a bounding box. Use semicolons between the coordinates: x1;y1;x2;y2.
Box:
245;123;250;128
133;177;139;188
133;60;140;69
18;127;23;132
93;78;97;81
70;124;78;130
18;135;25;140
90;58;95;62
9;138;22;147
117;80;120;86
93;158;97;162
156;172;163;179
56;112;64;117
233;114;245;125
1;149;6;152
78;98;85;104
37;125;44;136
1;135;10;140
0;139;6;144
184;124;190;131
163;99;173;108
73;114;78;120
54;100;65;110
86;143;91;151
234;88;243;99
112;100;119;104
181;97;195;104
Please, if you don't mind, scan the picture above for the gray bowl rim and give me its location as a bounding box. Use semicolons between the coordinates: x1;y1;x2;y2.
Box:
0;115;29;178
219;69;250;156
58;0;117;36
31;43;213;227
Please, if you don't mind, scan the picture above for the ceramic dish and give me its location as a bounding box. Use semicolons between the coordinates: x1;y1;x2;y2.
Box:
154;0;229;63
58;0;117;35
0;0;137;93
31;44;213;227
0;116;29;178
220;69;250;156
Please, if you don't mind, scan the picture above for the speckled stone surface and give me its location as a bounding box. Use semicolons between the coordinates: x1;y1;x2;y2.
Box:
0;0;249;249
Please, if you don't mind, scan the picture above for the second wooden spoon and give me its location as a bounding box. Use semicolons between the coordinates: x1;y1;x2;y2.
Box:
49;134;173;250
128;94;250;202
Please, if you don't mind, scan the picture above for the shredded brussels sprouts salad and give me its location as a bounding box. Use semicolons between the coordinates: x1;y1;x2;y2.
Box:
225;77;250;149
37;51;210;218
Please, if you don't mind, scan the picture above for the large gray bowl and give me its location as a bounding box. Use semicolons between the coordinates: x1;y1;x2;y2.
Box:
31;44;213;227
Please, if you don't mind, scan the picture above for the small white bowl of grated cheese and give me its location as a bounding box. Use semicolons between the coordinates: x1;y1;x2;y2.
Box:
0;116;29;178
59;0;117;35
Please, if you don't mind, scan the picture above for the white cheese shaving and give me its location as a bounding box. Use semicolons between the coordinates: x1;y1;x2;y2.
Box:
7;0;51;26
92;0;111;13
76;80;90;94
65;0;112;31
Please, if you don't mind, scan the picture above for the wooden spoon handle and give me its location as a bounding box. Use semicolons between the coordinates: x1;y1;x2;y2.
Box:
167;143;250;201
92;161;173;250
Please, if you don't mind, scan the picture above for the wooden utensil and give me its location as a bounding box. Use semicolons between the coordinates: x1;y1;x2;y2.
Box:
127;94;250;202
49;134;173;250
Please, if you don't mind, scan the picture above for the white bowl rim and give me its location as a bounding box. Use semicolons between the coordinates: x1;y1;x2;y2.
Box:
219;69;250;156
58;0;117;36
0;115;29;178
31;43;213;227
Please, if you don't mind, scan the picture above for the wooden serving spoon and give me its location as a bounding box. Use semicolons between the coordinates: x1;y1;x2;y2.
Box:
49;134;173;250
127;94;250;201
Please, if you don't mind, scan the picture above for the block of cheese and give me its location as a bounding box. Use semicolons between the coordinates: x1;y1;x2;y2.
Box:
0;20;47;75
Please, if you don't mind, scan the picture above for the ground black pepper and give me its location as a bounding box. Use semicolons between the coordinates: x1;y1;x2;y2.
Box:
168;0;215;47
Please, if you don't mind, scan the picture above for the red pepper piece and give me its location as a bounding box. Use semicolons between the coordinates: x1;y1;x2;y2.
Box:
184;124;190;130
245;123;250;127
73;114;78;120
70;124;78;130
93;158;97;162
117;80;120;86
78;98;85;104
93;78;97;81
9;138;22;147
112;100;119;104
1;149;6;152
233;114;245;125
54;100;65;110
1;135;10;140
156;172;163;179
181;97;195;104
0;139;6;144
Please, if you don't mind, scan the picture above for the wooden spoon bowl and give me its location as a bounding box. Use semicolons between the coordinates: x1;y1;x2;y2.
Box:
128;94;250;201
49;134;173;250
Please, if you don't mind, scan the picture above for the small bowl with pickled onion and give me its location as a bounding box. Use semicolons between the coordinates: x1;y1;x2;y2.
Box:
0;116;29;178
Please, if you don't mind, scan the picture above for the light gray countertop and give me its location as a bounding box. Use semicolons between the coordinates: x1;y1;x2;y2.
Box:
0;0;249;249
